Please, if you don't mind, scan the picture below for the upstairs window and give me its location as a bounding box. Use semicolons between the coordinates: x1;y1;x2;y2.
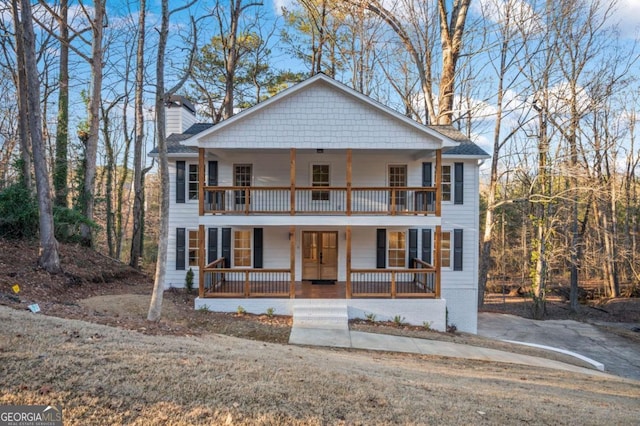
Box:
312;164;330;201
234;164;252;205
441;165;452;202
389;165;407;210
188;164;199;200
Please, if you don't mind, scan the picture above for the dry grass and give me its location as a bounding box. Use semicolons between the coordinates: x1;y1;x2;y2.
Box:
2;239;640;424
2;305;639;425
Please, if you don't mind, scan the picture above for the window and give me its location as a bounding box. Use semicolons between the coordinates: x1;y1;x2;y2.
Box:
388;231;406;267
441;231;451;268
312;164;330;201
389;165;407;210
442;165;452;202
188;164;199;200
234;164;252;205
188;230;199;267
234;230;251;267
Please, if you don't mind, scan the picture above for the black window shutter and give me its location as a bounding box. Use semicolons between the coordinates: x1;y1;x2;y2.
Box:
208;161;218;186
422;162;432;186
207;228;218;263
222;228;231;268
253;228;263;268
422;229;432;264
207;161;219;209
453;229;463;271
376;229;386;268
176;228;186;270
176;161;185;203
422;162;434;210
454;162;464;205
408;229;418;266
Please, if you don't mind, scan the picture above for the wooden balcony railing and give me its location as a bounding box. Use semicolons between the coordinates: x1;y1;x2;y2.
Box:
350;259;437;298
199;259;438;299
201;258;293;298
203;186;436;215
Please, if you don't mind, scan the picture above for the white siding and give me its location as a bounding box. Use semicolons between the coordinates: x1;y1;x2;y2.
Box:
165;159;201;289
166;105;196;135
198;83;443;151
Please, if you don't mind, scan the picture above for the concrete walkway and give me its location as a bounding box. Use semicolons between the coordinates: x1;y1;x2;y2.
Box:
477;312;640;381
289;327;611;377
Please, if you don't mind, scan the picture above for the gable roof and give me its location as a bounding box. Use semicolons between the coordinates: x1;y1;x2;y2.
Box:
152;74;490;158
180;73;458;150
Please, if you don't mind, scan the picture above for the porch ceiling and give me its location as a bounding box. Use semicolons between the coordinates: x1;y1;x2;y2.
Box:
197;215;442;227
206;148;437;159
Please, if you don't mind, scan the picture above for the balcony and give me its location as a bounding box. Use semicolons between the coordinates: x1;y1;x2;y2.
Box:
202;186;437;216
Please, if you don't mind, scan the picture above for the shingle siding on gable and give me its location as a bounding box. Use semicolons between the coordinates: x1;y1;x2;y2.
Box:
197;83;442;150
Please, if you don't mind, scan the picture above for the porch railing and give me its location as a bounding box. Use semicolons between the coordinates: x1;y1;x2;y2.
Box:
203;186;436;215
349;259;437;298
201;258;293;298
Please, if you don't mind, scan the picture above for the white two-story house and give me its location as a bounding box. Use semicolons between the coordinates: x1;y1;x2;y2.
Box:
155;73;489;333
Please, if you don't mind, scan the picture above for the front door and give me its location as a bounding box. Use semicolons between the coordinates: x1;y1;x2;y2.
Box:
302;231;338;281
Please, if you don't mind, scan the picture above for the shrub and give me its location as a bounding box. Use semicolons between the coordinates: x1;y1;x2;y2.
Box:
365;312;377;323
0;183;38;239
185;268;194;293
53;206;99;244
236;305;246;315
265;307;275;318
0;183;99;243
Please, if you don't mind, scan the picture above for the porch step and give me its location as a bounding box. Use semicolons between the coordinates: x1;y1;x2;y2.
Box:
292;300;349;330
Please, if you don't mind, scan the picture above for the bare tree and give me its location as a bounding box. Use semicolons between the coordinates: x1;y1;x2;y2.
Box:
14;0;61;272
217;0;264;120
53;0;69;208
130;0;148;268
148;0;199;322
6;0;32;191
477;0;533;306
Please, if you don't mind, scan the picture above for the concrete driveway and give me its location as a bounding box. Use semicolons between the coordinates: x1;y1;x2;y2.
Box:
477;312;640;381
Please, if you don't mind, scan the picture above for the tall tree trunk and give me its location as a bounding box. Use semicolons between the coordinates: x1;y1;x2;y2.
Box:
10;0;32;190
115;98;132;261
80;0;105;246
148;0;171;321
436;0;470;125
17;0;61;273
531;98;550;319
148;0;198;321
101;103;115;257
53;0;69;208
130;0;147;268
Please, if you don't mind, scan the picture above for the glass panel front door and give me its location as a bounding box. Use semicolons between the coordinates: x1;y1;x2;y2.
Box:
302;231;338;281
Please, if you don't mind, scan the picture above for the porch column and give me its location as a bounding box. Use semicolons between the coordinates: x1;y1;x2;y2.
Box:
290;148;296;215
198;148;205;216
435;149;442;217
435;225;442;298
346;225;352;298
290;225;296;298
346;149;352;216
198;224;205;298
